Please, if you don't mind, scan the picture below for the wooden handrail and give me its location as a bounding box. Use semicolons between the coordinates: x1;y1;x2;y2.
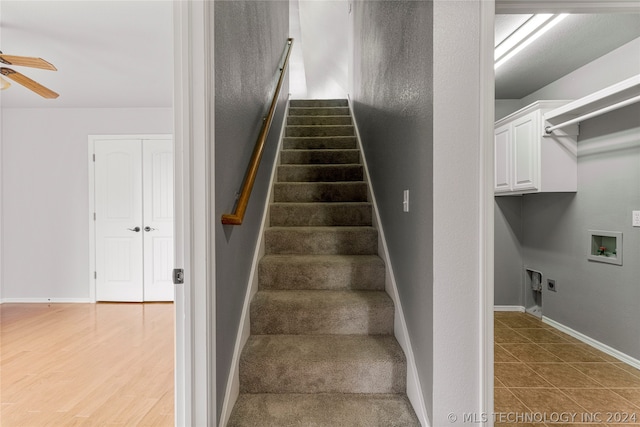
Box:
221;38;294;225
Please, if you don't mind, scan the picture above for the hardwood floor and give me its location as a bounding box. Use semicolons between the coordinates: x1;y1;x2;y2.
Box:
1;303;174;426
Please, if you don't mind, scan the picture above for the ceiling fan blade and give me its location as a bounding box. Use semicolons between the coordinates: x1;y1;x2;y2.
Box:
0;54;57;71
0;76;11;90
0;68;59;99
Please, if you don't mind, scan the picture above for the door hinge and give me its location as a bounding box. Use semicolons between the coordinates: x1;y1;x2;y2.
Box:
93;154;96;162
172;268;184;285
94;271;97;279
93;212;96;221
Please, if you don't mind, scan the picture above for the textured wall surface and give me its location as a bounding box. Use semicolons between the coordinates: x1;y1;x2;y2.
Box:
214;1;289;422
351;0;434;419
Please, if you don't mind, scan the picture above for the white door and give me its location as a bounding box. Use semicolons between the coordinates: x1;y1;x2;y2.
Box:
95;139;144;301
94;137;174;302
142;139;174;301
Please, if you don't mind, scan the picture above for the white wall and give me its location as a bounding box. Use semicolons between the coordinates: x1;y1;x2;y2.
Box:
1;107;172;301
433;1;492;424
290;0;349;99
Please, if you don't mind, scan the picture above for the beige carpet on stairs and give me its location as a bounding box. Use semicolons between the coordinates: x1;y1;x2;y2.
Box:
227;99;420;427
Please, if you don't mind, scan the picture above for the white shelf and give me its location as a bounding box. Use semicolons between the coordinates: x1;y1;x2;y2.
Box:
544;75;640;125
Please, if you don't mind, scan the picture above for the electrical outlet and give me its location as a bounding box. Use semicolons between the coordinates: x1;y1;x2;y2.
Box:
633;210;640;227
547;279;557;292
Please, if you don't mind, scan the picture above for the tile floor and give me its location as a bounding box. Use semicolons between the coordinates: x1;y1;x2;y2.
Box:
495;311;640;427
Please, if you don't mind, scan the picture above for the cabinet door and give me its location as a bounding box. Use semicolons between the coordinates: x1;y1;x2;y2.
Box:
494;124;512;192
512;113;539;192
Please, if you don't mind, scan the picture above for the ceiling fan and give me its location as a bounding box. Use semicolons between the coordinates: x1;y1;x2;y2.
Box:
0;52;59;99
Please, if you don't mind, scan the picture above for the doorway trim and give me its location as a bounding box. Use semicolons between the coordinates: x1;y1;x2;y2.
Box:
173;1;214;426
87;134;172;303
480;1;495;421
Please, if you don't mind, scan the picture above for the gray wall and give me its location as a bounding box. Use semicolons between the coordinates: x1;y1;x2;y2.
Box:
214;1;288;422
494;36;640;359
523;104;640;359
351;0;434;419
494;196;524;306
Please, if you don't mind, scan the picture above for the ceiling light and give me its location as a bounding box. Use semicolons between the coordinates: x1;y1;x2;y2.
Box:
495;13;569;70
0;76;10;90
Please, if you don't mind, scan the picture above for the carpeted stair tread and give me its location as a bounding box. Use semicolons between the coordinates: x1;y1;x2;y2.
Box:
273;182;368;202
283;136;357;150
239;334;406;394
278;164;363;182
289;99;348;108
251;290;394;335
280;149;360;165
287;115;352;126
265;226;377;255
259;254;385;290
270;202;372;226
227;393;420;427
289;106;350;116
286;125;355;138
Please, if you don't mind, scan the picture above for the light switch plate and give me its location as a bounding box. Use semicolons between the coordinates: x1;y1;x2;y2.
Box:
633;211;640;227
403;190;409;212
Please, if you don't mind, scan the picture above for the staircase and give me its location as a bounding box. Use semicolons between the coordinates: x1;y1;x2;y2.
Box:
227;99;419;426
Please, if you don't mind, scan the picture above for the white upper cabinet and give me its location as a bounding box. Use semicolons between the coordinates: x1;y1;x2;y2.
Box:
494;101;578;195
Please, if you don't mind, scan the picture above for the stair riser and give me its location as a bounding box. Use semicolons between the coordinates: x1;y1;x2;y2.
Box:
273;182;368;203
278;165;363;182
289;106;350;116
283;137;357;150
286;125;354;138
270;203;372;227
240;359;406;394
290;99;348;108
280;149;359;165
259;257;385;291
265;228;378;255
251;292;393;335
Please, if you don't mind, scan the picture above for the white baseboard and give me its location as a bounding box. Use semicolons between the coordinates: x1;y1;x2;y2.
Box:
348;96;429;427
0;298;93;304
494;305;525;312
542;316;640;370
218;99;290;427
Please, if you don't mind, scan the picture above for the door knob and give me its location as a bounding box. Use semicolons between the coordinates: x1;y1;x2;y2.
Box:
144;226;156;232
128;226;141;232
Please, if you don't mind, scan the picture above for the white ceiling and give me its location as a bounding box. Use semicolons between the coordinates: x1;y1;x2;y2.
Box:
1;2;639;107
0;1;173;108
495;13;640;99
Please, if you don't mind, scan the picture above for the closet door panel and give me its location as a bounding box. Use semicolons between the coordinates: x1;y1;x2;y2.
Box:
95;139;144;302
142;138;175;301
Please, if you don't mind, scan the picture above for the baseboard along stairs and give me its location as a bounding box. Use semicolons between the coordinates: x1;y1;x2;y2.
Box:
227;99;420;426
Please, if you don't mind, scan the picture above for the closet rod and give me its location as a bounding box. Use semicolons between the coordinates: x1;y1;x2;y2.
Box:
545;94;640;134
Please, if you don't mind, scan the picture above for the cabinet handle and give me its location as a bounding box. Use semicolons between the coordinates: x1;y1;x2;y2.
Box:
144;226;156;232
128;227;141;232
